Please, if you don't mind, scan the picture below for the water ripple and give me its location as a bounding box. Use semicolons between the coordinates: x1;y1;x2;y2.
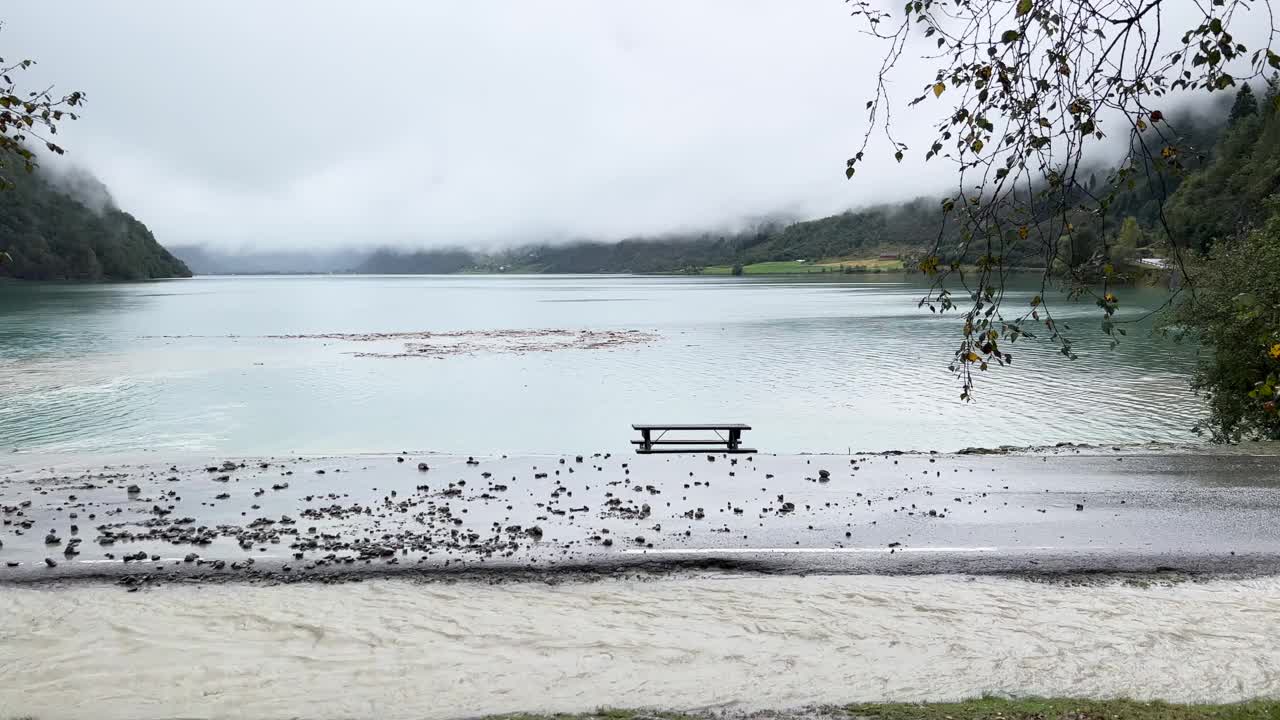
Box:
0;276;1204;454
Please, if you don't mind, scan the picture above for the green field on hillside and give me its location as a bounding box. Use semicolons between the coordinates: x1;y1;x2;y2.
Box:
699;258;906;275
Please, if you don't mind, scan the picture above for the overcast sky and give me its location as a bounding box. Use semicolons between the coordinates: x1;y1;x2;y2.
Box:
1;2;1241;252
1;2;961;251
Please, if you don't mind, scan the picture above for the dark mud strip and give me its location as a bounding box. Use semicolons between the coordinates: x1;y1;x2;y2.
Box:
3;451;1280;586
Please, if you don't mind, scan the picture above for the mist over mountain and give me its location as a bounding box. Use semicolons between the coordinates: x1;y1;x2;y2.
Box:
0;163;190;281
169;246;364;275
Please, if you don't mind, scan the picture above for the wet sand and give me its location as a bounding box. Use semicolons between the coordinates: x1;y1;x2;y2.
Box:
4;573;1280;720
5;449;1280;720
3;449;1280;584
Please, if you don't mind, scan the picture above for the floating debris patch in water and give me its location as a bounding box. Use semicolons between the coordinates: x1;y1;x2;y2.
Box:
341;329;657;359
138;329;657;358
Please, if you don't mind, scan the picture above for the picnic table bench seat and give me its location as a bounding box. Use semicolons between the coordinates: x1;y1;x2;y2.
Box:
631;423;754;454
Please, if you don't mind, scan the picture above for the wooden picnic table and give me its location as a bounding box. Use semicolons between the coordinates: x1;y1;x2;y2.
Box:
631;423;754;454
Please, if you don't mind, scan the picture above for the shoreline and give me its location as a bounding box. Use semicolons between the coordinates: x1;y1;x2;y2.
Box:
5;437;1277;464
4;449;1280;586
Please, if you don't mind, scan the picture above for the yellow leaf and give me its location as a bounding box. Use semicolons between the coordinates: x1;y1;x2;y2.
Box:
933;82;946;98
1017;226;1029;240
964;352;980;362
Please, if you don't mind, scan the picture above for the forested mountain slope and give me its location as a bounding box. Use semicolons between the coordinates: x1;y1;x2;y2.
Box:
0;165;190;281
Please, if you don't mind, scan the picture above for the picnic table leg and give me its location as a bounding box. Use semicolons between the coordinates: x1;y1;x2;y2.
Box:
728;428;740;450
642;429;652;452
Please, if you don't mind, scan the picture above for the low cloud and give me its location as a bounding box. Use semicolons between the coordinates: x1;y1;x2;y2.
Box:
3;2;962;251
8;1;1250;252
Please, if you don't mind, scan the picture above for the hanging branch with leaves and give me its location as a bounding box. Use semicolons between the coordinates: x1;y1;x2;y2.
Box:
0;53;83;185
0;23;85;266
844;0;1279;400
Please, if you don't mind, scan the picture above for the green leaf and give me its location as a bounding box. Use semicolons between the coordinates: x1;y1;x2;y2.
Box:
1016;0;1032;17
1001;29;1020;43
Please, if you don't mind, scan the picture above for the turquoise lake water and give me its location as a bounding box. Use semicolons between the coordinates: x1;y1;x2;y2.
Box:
0;274;1202;455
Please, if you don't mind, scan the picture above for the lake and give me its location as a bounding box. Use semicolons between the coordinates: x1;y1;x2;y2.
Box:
0;274;1202;455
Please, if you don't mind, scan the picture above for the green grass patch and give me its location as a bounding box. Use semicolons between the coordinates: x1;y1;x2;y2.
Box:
700;258;905;275
815;257;906;271
491;699;1280;720
841;697;1280;719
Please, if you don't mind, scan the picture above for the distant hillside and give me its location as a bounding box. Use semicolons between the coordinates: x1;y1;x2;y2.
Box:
467;202;948;274
0;165;190;281
247;197;1018;276
355;248;475;274
164;99;1239;278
